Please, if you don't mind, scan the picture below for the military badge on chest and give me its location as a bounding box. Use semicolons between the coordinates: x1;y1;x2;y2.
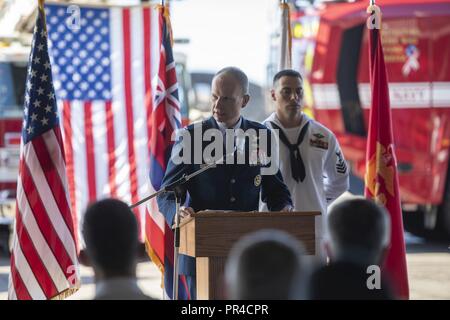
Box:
310;133;328;150
254;174;262;187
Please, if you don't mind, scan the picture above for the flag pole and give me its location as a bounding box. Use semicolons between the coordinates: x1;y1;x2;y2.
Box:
162;0;167;300
38;0;47;31
279;0;292;70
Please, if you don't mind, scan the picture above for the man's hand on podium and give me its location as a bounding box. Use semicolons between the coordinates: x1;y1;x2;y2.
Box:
280;205;294;212
179;206;195;220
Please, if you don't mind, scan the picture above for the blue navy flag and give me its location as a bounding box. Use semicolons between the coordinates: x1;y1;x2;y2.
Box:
9;6;80;300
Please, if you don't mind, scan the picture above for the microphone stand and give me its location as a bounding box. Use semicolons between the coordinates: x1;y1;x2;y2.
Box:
129;149;234;300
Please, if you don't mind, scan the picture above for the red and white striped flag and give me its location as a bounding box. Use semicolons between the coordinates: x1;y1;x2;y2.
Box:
9;3;80;300
44;3;164;241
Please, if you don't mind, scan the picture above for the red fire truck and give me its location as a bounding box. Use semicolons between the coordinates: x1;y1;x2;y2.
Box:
0;41;27;253
0;43;27;210
287;0;450;237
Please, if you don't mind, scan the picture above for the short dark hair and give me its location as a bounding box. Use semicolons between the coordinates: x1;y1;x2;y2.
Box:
273;69;303;86
327;198;390;264
214;66;249;94
82;198;139;277
225;229;306;299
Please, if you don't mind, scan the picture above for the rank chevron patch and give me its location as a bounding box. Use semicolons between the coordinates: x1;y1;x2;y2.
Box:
336;151;348;174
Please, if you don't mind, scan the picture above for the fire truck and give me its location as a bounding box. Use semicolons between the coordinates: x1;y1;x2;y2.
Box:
0;39;27;254
0;41;27;210
285;0;450;237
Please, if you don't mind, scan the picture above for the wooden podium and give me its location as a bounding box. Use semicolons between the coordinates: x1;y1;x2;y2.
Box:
178;210;320;300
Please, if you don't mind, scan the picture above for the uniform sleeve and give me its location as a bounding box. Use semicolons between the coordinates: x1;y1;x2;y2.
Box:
156;133;193;226
323;134;350;203
261;169;293;211
260;128;293;211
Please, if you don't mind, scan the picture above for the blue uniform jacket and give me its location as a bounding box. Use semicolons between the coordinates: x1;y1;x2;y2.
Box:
157;116;292;276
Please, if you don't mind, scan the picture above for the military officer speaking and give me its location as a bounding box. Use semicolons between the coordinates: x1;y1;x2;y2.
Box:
157;66;293;299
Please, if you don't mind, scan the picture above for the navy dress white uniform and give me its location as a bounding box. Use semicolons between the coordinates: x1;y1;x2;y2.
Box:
157;116;292;299
260;112;349;261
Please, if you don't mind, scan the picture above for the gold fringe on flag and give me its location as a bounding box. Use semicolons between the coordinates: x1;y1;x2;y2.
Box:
50;285;80;300
145;239;165;290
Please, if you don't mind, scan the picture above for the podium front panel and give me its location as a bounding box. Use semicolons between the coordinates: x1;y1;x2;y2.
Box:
179;211;318;257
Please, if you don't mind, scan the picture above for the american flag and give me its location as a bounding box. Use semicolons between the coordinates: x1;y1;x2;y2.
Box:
144;7;190;300
44;3;166;242
8;6;80;300
45;3;186;298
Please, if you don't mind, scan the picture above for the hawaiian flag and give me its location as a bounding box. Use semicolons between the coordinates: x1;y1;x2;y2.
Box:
145;5;190;300
364;4;409;299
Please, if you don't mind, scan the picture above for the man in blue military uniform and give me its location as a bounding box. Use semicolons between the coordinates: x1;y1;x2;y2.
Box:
157;67;293;300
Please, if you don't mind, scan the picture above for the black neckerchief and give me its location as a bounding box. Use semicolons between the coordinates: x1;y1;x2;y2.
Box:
270;120;310;182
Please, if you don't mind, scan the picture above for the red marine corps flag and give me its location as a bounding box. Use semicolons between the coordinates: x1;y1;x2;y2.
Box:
364;3;409;299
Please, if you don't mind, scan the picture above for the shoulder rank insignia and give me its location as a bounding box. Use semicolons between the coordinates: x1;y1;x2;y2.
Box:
335;151;348;174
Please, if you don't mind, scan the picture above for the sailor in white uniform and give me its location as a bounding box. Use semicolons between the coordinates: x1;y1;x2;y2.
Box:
260;69;349;263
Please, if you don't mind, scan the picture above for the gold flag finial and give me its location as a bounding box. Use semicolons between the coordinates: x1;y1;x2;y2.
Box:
37;0;48;32
367;2;381;30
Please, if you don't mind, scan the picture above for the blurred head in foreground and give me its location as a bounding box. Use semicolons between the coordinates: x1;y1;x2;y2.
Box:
225;229;308;300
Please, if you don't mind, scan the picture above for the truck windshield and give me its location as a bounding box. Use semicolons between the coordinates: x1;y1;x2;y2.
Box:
0;61;26;118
